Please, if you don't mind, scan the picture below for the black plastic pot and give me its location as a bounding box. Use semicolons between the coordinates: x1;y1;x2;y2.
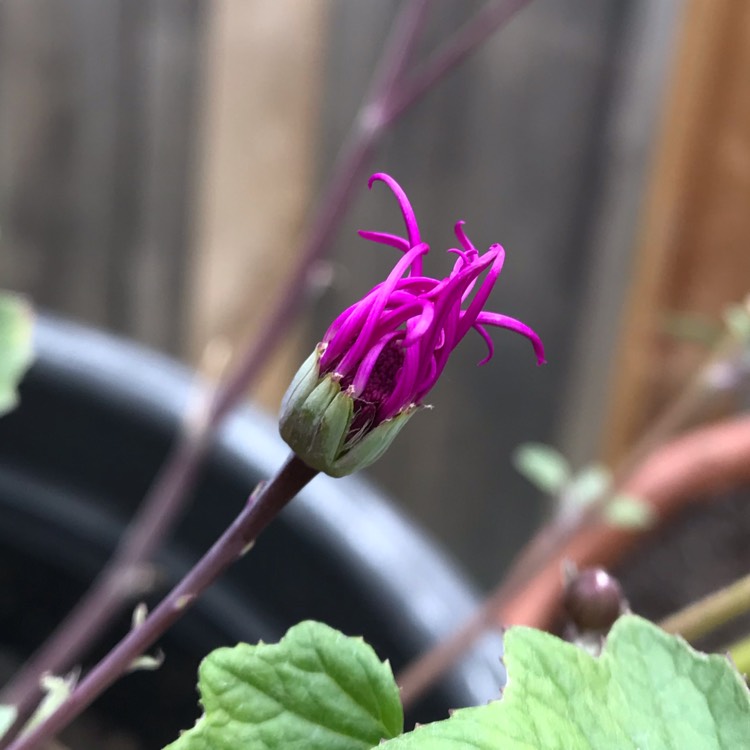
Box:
0;317;503;747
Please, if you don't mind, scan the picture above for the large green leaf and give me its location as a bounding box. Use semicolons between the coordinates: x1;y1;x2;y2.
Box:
0;293;34;416
164;621;403;750
381;615;750;749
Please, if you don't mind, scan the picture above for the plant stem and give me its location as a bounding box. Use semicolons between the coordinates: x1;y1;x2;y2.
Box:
728;634;750;677
398;328;750;708
659;572;750;642
6;456;318;750
385;0;534;125
1;0;535;728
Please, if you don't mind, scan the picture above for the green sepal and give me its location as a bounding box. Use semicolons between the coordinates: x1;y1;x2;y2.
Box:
279;347;321;431
318;391;355;466
280;375;341;456
329;406;416;477
279;347;419;477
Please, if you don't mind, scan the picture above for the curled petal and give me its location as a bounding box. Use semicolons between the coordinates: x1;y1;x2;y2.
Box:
335;243;429;376
454;221;479;259
402;300;435;346
371;297;433;344
368;173;423;274
358;230;411;253
476;311;546;365
447;247;471;268
456;244;505;338
472;323;494;365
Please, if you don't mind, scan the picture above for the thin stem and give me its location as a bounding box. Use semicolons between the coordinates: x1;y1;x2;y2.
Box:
366;0;433;121
659;572;750;643
7;456;318;750
398;328;750;708
727;634;750;677
384;0;535;125
1;0;534;727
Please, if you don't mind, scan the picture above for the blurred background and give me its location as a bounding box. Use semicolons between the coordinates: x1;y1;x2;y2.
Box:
1;0;750;588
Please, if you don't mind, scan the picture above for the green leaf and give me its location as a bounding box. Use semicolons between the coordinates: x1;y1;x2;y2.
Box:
0;293;34;416
164;620;403;750
661;311;722;346
604;494;655;528
513;443;571;494
0;706;16;741
380;615;750;749
22;672;77;735
566;464;611;507
723;302;750;342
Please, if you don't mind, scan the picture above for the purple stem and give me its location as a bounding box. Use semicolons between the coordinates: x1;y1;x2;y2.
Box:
1;0;535;742
7;456;318;750
384;0;535;125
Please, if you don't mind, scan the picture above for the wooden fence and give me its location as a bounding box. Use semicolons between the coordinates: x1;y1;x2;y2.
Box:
0;0;690;583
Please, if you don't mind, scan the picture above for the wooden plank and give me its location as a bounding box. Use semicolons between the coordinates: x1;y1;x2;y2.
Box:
554;0;680;468
0;0;115;321
108;0;204;353
0;0;202;354
604;0;750;463
187;0;327;409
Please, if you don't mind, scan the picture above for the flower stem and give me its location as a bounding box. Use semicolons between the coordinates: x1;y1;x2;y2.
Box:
659;572;750;643
6;455;318;750
384;0;534;125
0;0;535;730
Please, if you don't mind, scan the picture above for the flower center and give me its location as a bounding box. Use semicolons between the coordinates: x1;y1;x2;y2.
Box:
359;340;404;406
339;339;405;436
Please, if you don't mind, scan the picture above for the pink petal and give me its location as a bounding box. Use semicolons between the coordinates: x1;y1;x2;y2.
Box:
476;311;546;365
358;230;411;252
472;323;494;365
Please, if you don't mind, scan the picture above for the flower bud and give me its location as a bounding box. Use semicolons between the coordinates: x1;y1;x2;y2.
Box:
279;172;545;477
563;567;625;633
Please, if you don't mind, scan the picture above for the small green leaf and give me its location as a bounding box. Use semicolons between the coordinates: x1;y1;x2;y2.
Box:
723;302;750;342
604;494;655;528
513;443;571;494
380;615;750;749
661;311;722;346
566;464;611;507
0;293;34;416
23;672;77;735
0;706;17;741
165;620;403;750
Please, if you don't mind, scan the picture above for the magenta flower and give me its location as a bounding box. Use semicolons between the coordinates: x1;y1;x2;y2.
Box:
280;172;544;476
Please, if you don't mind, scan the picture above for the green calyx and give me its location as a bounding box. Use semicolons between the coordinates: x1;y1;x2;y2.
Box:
279;346;416;477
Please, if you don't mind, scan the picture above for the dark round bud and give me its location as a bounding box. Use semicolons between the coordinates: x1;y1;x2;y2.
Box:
563;567;624;632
